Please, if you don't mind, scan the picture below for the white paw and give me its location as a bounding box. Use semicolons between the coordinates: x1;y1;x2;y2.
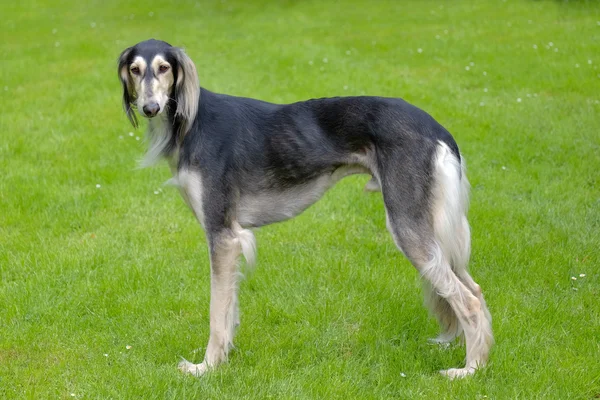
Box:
439;367;476;379
178;358;208;377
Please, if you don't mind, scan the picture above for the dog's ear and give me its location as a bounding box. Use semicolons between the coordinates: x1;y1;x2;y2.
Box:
173;47;200;137
117;46;138;128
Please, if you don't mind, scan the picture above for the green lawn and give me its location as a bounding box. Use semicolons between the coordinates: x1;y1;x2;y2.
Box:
1;0;599;398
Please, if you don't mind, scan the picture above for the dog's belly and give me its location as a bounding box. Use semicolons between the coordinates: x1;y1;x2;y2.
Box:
237;166;368;228
237;176;330;227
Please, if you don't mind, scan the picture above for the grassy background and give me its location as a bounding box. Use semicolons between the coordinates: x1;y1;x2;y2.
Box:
1;0;599;398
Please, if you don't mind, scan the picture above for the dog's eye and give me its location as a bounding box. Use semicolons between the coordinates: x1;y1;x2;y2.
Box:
130;66;140;75
159;65;170;73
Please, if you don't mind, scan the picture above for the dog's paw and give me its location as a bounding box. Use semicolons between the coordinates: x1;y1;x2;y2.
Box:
178;358;208;377
439;367;476;379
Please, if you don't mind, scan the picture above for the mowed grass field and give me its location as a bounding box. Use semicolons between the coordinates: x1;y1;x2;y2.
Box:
1;0;599;398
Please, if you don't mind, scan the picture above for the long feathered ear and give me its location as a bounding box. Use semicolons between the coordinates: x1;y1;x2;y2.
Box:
173;48;200;137
117;47;138;128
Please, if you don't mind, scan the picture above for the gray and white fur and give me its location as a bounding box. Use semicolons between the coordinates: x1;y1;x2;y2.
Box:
117;39;493;379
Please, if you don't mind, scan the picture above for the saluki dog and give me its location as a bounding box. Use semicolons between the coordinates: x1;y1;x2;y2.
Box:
117;39;493;379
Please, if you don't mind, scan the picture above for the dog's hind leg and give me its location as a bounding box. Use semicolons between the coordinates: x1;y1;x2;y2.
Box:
379;142;493;378
423;283;463;345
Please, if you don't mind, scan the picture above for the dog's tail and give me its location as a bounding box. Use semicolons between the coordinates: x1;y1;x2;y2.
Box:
431;142;471;275
422;142;472;342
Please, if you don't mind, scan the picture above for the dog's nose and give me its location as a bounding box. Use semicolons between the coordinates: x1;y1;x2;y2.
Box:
142;103;160;117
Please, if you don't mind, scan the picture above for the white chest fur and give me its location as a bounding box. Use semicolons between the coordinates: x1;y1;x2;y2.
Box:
141;116;172;168
172;169;205;227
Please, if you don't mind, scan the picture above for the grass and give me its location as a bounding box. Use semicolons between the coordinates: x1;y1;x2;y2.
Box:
1;0;599;398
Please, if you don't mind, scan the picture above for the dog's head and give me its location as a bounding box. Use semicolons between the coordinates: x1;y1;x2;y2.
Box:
118;39;199;135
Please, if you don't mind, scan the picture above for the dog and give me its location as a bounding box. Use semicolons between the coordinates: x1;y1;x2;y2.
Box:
117;39;493;379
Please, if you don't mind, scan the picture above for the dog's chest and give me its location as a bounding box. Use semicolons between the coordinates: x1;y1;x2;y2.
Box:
172;166;366;229
172;169;327;228
173;169;205;226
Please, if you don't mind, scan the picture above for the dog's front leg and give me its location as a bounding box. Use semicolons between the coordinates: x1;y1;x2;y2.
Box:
179;228;241;377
